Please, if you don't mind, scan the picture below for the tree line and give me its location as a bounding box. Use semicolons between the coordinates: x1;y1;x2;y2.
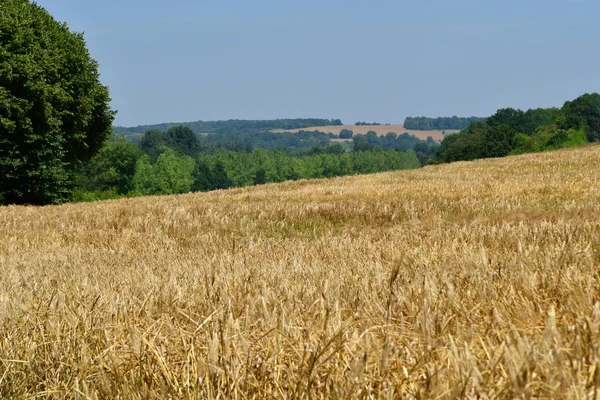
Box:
72;127;421;201
194;129;334;152
352;132;439;166
113;118;343;137
404;116;485;130
355;122;389;126
435;93;600;163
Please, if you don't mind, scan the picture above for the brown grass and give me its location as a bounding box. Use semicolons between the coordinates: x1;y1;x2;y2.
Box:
1;145;600;398
273;124;459;141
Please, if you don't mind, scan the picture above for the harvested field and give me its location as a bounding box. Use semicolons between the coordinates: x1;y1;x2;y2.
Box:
273;124;459;141
1;145;600;398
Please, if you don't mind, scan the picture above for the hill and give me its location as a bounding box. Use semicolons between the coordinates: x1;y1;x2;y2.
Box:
273;124;459;141
436;93;600;163
1;145;599;397
113;118;343;136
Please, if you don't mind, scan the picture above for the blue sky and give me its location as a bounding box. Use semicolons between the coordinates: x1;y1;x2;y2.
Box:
37;0;600;127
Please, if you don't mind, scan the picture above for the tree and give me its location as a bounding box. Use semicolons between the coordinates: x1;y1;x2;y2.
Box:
0;0;115;204
165;125;202;157
139;126;202;160
131;155;155;195
77;136;142;194
139;130;168;160
193;157;232;191
339;129;354;139
365;131;379;143
563;93;600;142
209;161;233;190
482;124;517;158
385;132;398;141
132;149;195;195
152;149;195;194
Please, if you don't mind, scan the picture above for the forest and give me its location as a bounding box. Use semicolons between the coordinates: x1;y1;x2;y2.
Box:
435;93;600;163
404;116;485;130
72;126;425;202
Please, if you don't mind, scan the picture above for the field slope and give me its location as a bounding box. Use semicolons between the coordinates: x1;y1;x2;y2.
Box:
273;124;459;141
1;146;600;398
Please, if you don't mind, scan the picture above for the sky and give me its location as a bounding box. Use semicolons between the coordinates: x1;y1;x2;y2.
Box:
37;0;600;127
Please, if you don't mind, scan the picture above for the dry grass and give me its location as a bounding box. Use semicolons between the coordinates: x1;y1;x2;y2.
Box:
272;124;459;141
1;145;600;398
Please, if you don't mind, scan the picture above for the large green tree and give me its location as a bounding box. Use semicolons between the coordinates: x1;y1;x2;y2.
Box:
0;0;115;205
76;137;142;195
139;126;202;160
132;149;195;195
562;93;600;142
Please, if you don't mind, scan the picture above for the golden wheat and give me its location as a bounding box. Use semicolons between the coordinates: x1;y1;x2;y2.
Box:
1;145;600;398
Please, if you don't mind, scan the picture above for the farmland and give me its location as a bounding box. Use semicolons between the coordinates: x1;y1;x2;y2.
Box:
273;124;459;141
1;145;600;398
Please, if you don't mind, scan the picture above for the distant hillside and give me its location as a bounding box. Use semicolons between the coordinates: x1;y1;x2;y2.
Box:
403;116;485;130
436;93;600;163
273;124;459;141
113;118;343;136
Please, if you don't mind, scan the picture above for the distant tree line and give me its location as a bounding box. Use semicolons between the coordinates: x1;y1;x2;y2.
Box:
72;126;422;201
351;131;438;166
355;121;389;126
135;126;439;160
113;118;342;137
435;93;600;163
197;130;334;152
404;116;485;130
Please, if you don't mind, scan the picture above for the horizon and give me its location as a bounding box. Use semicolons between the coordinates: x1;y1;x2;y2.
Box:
37;0;600;127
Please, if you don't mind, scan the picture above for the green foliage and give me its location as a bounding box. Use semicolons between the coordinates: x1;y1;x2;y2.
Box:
0;0;115;205
561;93;600;142
75;139;420;200
200;129;332;152
404;116;485;130
193;157;233;191
165;125;203;157
482;124;518;158
352;131;439;164
512;126;587;154
192;148;420;192
436;123;487;163
486;107;559;135
75;137;142;194
339;129;354;139
355;121;385;126
132;149;195;195
436;94;599;163
138;130;166;159
139;126;202;160
71;188;142;203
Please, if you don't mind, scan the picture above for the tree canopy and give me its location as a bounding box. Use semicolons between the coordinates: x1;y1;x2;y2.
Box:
403;116;485;130
0;0;115;205
436;94;599;163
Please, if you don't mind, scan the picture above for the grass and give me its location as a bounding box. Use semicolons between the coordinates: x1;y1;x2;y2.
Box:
1;145;600;398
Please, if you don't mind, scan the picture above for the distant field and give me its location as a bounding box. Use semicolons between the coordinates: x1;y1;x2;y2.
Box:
273;124;459;141
2;145;600;397
116;124;459;143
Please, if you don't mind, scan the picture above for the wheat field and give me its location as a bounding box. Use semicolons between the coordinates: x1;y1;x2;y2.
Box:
1;145;600;398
